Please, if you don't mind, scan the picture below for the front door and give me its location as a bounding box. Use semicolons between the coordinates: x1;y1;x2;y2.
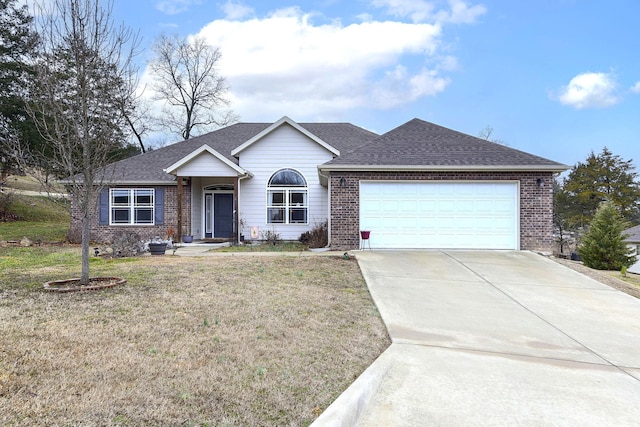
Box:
213;193;234;238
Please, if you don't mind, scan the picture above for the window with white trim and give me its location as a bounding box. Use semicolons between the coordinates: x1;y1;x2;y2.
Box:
267;169;308;224
110;188;154;225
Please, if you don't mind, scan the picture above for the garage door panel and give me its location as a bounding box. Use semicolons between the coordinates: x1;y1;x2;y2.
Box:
360;182;518;249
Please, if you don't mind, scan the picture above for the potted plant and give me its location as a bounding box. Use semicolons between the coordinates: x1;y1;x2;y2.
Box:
148;236;168;255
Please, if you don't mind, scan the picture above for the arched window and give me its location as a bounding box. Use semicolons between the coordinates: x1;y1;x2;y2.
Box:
267;169;308;224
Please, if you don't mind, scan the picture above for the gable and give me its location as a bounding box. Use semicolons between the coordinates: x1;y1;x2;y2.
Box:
237;124;336;170
163;145;249;177
231;116;340;157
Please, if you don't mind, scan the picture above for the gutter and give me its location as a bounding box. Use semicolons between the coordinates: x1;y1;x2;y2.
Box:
318;164;570;173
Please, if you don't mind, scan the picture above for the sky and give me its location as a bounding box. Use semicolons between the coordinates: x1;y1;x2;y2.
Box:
107;0;639;170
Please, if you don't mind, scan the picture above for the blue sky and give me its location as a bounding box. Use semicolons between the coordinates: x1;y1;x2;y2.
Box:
109;0;639;170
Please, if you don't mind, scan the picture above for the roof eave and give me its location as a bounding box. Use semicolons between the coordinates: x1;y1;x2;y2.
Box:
58;179;178;186
318;164;570;173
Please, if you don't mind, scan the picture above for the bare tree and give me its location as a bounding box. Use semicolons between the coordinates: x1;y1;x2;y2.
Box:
14;0;140;285
149;33;237;140
478;125;506;145
119;75;152;153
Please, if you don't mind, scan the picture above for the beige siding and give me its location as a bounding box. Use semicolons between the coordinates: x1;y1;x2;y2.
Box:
238;124;331;241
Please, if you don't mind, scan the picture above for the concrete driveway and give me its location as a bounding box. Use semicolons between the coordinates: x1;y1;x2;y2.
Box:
315;250;640;426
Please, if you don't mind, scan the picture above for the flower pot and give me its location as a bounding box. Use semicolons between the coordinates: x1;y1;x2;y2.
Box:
182;235;194;243
149;242;167;255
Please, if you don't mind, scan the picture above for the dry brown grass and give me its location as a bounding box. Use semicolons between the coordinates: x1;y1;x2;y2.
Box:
553;258;640;299
0;254;390;426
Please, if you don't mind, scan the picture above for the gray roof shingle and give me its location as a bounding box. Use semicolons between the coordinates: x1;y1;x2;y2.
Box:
324;118;568;170
100;118;567;183
103;122;376;183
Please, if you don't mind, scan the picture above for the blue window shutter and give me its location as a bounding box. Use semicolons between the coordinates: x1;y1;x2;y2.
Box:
154;187;164;225
98;188;109;225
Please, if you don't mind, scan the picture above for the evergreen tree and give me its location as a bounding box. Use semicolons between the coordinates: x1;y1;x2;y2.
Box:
0;0;39;178
562;148;640;227
578;201;636;270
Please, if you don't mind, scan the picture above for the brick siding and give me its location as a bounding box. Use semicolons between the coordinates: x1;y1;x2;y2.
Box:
329;171;554;252
70;184;190;244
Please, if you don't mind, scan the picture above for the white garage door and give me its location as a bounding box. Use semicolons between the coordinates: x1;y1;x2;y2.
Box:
360;181;518;249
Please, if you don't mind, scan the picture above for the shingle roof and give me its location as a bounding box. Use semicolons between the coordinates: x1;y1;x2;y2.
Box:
624;225;640;243
102;122;377;183
323;118;568;171
99;117;567;183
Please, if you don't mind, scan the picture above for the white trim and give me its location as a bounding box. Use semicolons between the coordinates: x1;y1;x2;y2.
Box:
231;116;340;157
202;188;235;239
109;188;155;226
163;144;250;176
265;168;309;225
319;164;569;173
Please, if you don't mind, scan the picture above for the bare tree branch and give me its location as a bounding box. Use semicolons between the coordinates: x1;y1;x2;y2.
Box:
149;34;238;140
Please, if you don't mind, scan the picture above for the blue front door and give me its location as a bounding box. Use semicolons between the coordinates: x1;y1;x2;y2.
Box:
213;193;234;238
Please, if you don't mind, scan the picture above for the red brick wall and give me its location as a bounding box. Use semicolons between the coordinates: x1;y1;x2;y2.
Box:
329;171;554;252
70;184;190;244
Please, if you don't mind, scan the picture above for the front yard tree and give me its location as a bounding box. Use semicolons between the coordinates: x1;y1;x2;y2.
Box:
22;0;140;285
578;201;636;270
562;147;640;227
149;33;237;140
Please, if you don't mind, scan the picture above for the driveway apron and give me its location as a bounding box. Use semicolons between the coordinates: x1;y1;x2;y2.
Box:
355;250;640;426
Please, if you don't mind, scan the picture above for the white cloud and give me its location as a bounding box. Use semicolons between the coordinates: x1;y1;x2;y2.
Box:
221;0;254;20
155;0;202;15
631;81;640;94
141;2;480;122
370;0;486;24
443;0;487;23
190;8;456;120
557;72;619;109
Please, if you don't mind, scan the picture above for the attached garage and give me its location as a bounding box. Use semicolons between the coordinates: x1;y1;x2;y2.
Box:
359;181;519;249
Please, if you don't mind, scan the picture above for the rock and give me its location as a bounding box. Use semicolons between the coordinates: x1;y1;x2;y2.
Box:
20;237;33;247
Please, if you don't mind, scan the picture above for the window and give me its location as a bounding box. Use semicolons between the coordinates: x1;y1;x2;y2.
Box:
110;188;154;225
267;169;308;224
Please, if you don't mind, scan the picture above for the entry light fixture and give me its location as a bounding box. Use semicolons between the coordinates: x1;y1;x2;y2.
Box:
339;177;347;187
536;178;545;188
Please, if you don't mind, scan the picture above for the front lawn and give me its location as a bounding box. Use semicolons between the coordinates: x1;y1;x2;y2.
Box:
0;247;389;426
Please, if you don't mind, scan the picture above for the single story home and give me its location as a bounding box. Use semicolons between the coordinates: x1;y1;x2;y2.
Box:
71;116;568;251
624;224;640;274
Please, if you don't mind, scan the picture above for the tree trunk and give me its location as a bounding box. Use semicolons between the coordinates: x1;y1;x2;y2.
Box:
81;212;90;286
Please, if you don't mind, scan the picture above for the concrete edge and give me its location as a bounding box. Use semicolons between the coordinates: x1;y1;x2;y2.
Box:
310;347;395;427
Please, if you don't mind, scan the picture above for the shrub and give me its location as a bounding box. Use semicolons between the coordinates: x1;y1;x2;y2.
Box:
578;201;636;270
260;228;281;245
299;222;328;248
111;230;145;257
0;190;18;221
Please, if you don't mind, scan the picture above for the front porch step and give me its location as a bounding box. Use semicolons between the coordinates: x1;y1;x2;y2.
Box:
201;238;231;243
